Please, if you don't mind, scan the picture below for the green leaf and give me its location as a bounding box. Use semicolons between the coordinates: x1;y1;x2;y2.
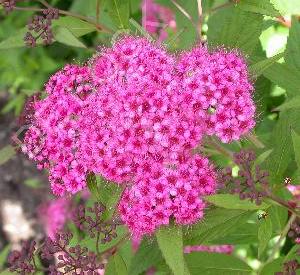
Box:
268;205;288;233
129;239;163;275
24;178;42;189
184;209;254;245
53;26;86;48
207;6;263;55
249;52;284;77
292;130;300;169
261;62;300;97
212;223;258;245
204;194;269;210
0;245;11;269
86;172;100;201
105;252;128;275
97;177;123;219
258;218;272;258
271;0;300;16
185;252;252;274
275;96;300;112
0;145;16;166
105;0;130;29
53;16;97;37
265;110;300;183
238;0;281;17
285;17;300;70
80;226;127;253
0;29;27;50
156;226;190;275
260;257;283;275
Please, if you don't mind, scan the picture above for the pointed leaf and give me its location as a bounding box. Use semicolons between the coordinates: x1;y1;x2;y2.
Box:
285;17;300;70
238;0;281;17
204;194;269;210
207;6;263;54
105;252;128;275
258;218;272;258
276;96;300;111
185;252;252;274
53;26;87;48
292;130;300;168
156;226;190;275
0;145;16;166
105;0;130;29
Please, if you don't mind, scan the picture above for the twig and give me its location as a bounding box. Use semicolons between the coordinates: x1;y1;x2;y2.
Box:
170;0;199;38
96;0;100;23
36;0;51;9
14;5;112;34
264;213;297;267
96;232;100;255
246;133;265;149
196;0;202;39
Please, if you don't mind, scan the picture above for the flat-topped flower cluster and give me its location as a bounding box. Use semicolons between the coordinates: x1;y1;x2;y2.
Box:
22;36;255;237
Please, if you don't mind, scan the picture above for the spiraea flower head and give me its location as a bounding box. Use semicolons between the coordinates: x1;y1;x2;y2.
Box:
176;46;255;143
118;153;216;237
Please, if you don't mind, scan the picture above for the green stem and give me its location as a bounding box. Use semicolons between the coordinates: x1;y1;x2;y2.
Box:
247;133;265;149
259;213;297;273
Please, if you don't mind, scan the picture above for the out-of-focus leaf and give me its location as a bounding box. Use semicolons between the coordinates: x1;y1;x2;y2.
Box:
105;252;128;275
207;6;263;55
0;28;26;50
271;0;300;16
184;209;254;245
24;178;42;188
275;96;300;111
0;145;16;166
260;257;283;275
249;52;284;77
156;226;190;275
258;218;272;258
292;130;300;168
105;0;130;29
53;16;98;37
0;245;11;269
285;17;300;70
238;0;281;17
129;239;163;275
185;252;252;274
204;194;269;210
261;62;300;97
53;26;87;48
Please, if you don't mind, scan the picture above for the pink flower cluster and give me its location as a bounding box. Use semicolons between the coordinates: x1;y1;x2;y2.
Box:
184;244;234;254
21;36;255;236
38;197;70;240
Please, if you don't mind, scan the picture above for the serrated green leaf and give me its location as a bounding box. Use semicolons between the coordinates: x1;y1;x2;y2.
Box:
292;130;300;168
212;223;258;245
285;17;300;70
105;0;130;29
249;52;284;77
184;209;255;245
97;177;123;219
204;194;269;210
0;145;16;166
238;0;281;17
265;110;300;184
185;252;252;274
261;62;300;97
268;205;288;233
156;226;190;275
258;218;272;258
207;6;263;54
105;252;128;275
53;16;97;37
275;96;300;111
53;26;86;48
271;0;300;16
129;239;163;275
86;172;100;201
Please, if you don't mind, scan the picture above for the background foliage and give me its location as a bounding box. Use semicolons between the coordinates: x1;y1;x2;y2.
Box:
0;0;300;274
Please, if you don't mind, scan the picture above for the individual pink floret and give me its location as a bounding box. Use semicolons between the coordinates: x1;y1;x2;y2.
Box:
184;244;234;254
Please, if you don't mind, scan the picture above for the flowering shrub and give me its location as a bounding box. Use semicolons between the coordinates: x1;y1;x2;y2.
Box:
0;0;300;274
